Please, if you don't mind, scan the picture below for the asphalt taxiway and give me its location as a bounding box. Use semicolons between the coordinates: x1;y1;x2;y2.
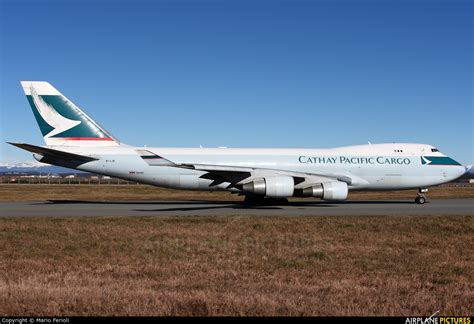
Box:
0;199;472;217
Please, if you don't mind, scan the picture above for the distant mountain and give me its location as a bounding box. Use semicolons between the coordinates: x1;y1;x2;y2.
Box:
461;165;474;179
0;161;88;175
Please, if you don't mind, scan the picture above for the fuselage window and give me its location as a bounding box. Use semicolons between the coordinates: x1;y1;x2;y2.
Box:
431;148;439;152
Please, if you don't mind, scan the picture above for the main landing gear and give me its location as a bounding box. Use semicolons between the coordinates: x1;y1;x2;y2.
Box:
243;195;289;206
415;188;428;204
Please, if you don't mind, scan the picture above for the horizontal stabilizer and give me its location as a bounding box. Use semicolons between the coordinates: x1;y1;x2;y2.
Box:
7;142;98;163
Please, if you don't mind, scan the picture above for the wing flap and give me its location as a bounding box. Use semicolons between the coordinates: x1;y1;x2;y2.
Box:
175;163;350;188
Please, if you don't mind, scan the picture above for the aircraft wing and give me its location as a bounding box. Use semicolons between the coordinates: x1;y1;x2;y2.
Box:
176;163;352;189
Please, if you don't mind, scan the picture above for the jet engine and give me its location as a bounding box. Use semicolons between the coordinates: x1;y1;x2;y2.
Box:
299;181;348;201
242;176;294;198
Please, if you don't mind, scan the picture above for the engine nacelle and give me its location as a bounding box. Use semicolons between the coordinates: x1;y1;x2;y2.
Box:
242;176;294;198
301;181;348;201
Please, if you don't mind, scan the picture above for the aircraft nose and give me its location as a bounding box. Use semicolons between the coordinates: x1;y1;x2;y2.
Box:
444;157;466;181
451;165;467;181
461;165;471;178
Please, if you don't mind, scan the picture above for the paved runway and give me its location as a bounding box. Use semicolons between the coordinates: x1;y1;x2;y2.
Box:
0;199;472;217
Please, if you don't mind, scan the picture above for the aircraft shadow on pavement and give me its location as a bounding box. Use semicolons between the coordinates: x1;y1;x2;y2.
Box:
39;199;413;205
37;200;338;211
134;204;285;212
39;200;235;205
28;199;416;213
131;200;415;212
134;201;414;212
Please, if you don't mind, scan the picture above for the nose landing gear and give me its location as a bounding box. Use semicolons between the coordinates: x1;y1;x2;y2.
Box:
415;188;428;204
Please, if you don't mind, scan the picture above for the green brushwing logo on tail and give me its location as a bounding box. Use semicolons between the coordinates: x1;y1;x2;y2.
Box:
28;87;81;138
27;94;55;137
26;87;114;140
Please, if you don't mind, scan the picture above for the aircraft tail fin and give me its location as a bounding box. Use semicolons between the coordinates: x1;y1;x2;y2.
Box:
20;81;120;147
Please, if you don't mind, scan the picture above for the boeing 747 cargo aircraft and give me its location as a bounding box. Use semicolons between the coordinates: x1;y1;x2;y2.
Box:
9;81;467;204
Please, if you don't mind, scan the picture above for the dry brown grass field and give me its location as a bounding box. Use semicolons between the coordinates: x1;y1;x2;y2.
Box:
0;183;473;202
0;216;472;316
0;184;472;316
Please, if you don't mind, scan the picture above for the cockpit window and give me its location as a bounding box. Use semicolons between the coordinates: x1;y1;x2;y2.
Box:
431;148;439;152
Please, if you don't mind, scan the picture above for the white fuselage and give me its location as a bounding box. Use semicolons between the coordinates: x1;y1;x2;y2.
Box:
46;143;465;193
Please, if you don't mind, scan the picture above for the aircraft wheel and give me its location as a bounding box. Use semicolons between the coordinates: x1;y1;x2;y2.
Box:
273;198;289;205
244;196;289;206
244;195;266;205
415;196;426;204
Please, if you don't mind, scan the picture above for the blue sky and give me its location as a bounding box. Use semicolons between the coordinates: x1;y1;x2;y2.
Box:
1;0;472;164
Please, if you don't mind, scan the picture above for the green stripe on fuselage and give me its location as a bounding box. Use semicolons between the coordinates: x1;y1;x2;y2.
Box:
421;156;461;166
